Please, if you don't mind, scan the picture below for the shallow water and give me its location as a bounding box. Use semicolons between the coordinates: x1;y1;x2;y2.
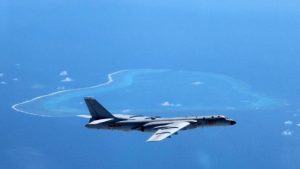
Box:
13;69;285;117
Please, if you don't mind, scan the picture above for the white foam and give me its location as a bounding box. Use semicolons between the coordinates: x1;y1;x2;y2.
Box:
282;129;293;136
59;70;68;76
161;101;182;107
284;120;293;125
12;70;129;117
61;77;73;82
161;101;174;107
192;81;204;85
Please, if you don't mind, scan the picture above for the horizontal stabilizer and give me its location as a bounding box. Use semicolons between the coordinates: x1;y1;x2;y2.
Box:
89;118;114;125
77;115;92;119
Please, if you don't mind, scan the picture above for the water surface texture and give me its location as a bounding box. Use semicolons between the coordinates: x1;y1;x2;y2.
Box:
13;69;283;117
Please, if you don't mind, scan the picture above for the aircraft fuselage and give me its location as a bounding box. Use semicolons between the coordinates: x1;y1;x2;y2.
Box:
85;115;236;132
83;97;236;142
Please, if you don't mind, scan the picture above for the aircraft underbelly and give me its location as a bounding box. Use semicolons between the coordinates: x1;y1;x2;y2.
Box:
92;123;141;131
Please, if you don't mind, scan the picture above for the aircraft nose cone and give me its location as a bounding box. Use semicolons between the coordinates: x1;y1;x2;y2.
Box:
230;120;236;125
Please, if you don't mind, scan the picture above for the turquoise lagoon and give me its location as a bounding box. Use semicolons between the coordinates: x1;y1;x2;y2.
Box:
13;69;284;117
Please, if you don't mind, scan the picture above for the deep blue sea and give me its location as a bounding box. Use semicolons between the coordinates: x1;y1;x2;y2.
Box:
1;0;300;169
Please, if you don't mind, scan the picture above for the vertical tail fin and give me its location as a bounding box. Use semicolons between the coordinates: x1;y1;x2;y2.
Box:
84;97;115;120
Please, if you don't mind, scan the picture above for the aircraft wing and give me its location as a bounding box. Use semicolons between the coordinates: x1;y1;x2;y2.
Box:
147;121;190;142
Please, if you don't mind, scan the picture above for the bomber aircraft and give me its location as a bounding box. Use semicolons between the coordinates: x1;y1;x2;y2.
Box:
80;97;236;142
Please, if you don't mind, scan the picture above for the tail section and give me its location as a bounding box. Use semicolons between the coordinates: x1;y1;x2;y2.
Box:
84;97;115;120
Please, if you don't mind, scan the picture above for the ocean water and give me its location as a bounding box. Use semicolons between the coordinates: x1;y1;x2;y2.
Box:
1;0;300;169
